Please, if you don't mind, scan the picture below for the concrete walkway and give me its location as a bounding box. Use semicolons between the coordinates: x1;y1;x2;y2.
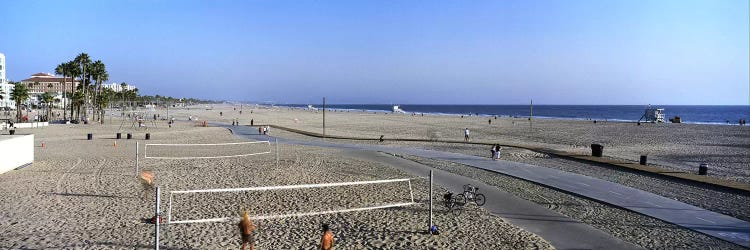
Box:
344;150;638;250
223;124;750;248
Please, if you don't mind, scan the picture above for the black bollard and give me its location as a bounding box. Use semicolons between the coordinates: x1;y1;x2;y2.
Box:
127;133;132;139
87;133;93;140
699;163;708;175
116;133;121;139
639;155;647;165
590;144;603;157
145;133;151;140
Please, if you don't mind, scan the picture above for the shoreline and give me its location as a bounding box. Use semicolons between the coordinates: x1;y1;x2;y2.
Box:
270;104;749;126
270;104;750;126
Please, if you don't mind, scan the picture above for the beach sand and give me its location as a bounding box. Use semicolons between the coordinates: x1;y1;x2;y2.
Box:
0;117;552;249
182;104;749;183
1;104;747;249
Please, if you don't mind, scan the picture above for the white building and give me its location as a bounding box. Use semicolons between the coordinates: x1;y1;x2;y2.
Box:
102;82;136;92
0;53;14;109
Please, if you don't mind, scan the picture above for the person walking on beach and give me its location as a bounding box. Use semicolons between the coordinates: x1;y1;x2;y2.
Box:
320;223;334;250
139;171;155;199
464;128;470;141
238;210;256;250
490;145;497;160
494;144;502;160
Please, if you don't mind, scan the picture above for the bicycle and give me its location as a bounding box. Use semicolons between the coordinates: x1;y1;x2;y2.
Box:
456;184;486;206
442;192;466;215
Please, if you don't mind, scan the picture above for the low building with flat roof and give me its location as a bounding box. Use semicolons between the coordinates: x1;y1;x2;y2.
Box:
20;72;80;94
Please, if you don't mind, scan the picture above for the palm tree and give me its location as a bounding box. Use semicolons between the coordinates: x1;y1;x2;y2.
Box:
74;53;91;121
89;60;107;122
55;63;68;120
72;90;85;120
40;92;54;121
65;61;79;121
120;82;127;108
97;88;115;123
9;81;30;122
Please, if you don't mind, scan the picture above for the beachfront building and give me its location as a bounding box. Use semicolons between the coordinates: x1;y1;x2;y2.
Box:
19;72;80;107
102;82;136;92
0;53;14;109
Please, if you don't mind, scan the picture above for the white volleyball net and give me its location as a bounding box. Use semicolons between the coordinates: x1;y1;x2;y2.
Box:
144;141;271;159
166;178;417;224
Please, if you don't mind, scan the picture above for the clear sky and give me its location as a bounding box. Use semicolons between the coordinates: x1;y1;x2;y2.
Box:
1;0;748;105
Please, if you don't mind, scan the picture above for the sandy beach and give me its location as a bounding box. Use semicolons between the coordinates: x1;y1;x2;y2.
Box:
0;104;747;249
0;115;552;249
189;105;749;183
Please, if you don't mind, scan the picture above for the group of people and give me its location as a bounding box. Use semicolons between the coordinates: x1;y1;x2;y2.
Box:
490;144;502;160
259;125;270;135
238;210;334;250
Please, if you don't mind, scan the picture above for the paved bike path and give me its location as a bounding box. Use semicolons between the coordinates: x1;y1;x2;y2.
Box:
225;124;750;248
344;150;639;250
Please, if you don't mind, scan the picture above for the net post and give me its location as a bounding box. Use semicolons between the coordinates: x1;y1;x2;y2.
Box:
408;180;414;204
168;192;173;223
429;170;433;232
155;186;160;250
275;138;279;168
136;142;139;177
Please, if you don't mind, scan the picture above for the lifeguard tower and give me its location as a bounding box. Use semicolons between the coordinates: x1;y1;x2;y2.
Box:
392;105;406;114
639;105;665;123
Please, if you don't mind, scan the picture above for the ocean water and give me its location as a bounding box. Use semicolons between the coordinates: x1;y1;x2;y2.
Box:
281;104;750;125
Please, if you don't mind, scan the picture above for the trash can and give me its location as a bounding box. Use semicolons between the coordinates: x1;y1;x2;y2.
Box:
127;133;132;139
699;163;708;175
639;155;647;165
116;133;121;139
145;133;151;140
591;144;603;157
87;133;93;140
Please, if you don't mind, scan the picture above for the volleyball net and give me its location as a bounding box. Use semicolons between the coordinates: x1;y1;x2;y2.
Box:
144;141;271;159
166;178;417;224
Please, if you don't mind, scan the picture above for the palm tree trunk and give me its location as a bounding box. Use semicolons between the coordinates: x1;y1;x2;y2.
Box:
62;74;67;121
70;80;74;121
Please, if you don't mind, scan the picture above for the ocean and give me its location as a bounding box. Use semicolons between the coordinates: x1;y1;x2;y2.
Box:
279;104;750;125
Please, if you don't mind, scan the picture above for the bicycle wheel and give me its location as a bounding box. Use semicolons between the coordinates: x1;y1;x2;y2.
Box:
455;194;467;207
475;193;486;206
450;202;462;216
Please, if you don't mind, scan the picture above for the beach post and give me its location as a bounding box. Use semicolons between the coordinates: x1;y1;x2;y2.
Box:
429;170;433;232
155;186;160;250
136;142;140;177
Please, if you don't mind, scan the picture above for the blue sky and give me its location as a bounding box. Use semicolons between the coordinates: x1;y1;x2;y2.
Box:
1;0;748;105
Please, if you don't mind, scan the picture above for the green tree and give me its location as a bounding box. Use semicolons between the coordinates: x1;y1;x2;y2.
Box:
55;62;70;120
72;90;85;120
9;81;30;121
74;53;92;121
40;92;55;121
89;60;107;122
60;61;78;120
120;82;127;108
